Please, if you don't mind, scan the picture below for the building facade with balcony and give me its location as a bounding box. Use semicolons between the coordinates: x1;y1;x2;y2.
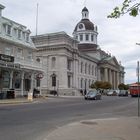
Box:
32;7;125;96
0;4;43;97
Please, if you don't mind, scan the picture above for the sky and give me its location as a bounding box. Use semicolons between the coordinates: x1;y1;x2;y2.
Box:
0;0;140;84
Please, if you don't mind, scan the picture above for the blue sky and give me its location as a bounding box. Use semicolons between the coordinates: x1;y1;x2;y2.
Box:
1;0;140;84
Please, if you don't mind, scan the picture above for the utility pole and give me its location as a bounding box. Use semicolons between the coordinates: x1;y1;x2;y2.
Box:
136;43;140;117
137;61;140;117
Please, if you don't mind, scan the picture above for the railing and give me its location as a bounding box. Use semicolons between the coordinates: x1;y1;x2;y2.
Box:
14;57;43;71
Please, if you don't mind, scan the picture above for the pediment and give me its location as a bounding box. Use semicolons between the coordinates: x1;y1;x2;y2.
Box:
99;56;119;67
107;56;119;66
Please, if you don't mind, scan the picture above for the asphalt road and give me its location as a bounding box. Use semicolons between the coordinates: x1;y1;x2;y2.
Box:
0;95;138;140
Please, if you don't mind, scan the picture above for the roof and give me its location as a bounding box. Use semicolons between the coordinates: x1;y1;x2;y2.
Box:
130;83;140;87
82;7;88;12
74;19;94;31
78;43;98;51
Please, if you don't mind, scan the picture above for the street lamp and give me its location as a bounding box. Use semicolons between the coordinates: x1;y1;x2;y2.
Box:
136;43;140;46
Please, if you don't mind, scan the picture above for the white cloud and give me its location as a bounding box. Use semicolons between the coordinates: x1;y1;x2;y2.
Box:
1;0;140;84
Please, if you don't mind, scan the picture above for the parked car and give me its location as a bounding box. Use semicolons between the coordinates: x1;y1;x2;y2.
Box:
85;90;101;100
118;90;128;96
106;90;117;96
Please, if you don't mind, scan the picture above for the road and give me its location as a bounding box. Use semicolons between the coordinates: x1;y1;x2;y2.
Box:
0;95;138;140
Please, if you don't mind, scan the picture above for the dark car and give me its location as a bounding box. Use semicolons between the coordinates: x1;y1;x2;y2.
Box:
85;90;101;100
118;90;128;96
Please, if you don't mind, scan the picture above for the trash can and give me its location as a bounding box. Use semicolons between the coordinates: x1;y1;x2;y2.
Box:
7;89;15;99
0;92;4;99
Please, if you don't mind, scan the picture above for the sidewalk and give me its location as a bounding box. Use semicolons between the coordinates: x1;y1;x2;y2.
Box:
45;117;140;140
0;98;33;104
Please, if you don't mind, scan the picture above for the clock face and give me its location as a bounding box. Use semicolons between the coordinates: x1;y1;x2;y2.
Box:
79;24;83;29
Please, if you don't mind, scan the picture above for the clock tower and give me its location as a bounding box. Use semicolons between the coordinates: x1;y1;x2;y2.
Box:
73;7;98;49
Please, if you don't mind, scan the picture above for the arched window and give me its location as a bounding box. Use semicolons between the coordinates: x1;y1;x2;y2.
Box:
52;74;56;87
51;57;56;68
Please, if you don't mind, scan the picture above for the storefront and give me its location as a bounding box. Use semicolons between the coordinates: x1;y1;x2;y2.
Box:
0;53;41;98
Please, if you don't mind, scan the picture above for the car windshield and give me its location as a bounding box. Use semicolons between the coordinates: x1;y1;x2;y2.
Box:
87;91;97;95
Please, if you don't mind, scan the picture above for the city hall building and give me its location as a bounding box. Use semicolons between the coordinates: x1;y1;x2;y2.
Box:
0;4;43;97
32;7;125;96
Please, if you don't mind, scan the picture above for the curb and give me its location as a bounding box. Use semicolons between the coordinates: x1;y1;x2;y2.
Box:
0;99;33;104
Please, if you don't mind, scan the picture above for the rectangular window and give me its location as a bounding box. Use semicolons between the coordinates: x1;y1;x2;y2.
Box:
67;60;71;70
86;34;89;41
17;48;23;58
18;30;22;39
22;32;26;40
80;35;83;41
27;51;33;60
95;67;97;76
36;79;40;87
92;66;94;75
7;25;11;35
81;79;83;88
68;75;71;88
52;76;56;87
5;47;11;55
13;28;17;38
3;24;6;33
91;35;94;41
81;62;83;73
26;33;29;42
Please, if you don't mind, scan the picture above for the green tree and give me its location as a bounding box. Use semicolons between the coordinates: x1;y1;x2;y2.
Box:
90;81;112;90
124;84;129;90
108;0;140;18
118;83;126;90
90;81;103;89
102;81;112;89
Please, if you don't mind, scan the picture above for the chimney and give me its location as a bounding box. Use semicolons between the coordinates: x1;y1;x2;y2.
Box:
0;4;5;17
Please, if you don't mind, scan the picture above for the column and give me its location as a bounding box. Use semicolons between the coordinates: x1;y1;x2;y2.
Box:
109;69;112;85
114;71;116;89
97;67;101;81
10;70;13;89
21;71;24;96
117;72;119;88
30;73;34;92
113;71;115;89
105;68;108;82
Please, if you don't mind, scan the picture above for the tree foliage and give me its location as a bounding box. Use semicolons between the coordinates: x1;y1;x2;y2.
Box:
108;0;140;18
118;83;129;90
90;81;112;90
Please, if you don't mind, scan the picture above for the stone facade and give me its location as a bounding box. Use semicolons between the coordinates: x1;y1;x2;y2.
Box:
32;7;125;96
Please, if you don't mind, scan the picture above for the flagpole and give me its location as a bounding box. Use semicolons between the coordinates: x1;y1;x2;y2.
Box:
36;3;39;36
